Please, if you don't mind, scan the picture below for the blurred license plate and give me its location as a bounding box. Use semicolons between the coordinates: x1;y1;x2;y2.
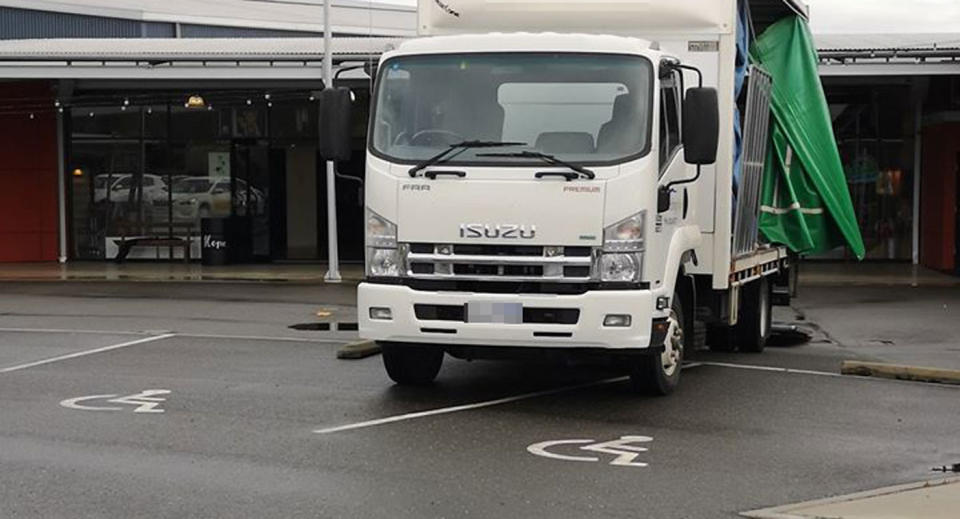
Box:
466;302;523;324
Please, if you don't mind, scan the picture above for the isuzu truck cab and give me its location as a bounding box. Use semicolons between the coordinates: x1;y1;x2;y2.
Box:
357;0;806;394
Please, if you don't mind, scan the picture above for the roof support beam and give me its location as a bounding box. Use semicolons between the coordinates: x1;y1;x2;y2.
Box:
819;63;960;77
0;64;329;80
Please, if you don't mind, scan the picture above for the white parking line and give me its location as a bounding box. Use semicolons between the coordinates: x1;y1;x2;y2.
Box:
315;364;705;435
700;360;960;389
697;361;842;378
314;376;630;434
0;334;176;374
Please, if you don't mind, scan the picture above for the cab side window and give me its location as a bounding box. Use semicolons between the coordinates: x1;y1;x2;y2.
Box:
659;71;683;172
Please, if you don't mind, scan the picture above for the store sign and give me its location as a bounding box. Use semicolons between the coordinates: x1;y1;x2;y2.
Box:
203;235;227;250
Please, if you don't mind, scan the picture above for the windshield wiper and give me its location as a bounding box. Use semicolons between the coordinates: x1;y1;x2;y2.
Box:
408;140;527;177
475;151;596;180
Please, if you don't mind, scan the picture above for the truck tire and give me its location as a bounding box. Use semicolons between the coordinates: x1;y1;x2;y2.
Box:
734;277;772;353
380;342;444;386
630;291;684;396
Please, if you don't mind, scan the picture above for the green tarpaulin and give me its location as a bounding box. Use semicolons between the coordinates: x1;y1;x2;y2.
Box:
750;16;866;259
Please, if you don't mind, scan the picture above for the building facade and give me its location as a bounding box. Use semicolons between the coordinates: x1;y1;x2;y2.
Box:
818;33;960;273
0;0;412;263
1;2;958;275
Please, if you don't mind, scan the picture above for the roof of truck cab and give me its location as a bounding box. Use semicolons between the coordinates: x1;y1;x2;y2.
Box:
390;33;658;59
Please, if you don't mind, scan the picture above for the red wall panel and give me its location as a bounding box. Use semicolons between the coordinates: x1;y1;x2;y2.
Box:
0;81;59;262
920;122;960;272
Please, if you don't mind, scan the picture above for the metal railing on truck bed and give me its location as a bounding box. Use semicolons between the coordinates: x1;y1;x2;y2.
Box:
733;66;774;258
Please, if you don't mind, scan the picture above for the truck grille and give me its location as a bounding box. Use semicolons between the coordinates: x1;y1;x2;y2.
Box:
404;243;595;282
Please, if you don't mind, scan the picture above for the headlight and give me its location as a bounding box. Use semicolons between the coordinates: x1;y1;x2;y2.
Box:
369;248;401;277
366;209;397;249
366;209;400;277
599;253;640;282
603;211;646;252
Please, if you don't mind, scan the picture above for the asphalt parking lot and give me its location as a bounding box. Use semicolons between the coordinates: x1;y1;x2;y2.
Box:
1;282;958;518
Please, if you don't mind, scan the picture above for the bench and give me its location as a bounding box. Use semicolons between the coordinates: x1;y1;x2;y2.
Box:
113;223;197;263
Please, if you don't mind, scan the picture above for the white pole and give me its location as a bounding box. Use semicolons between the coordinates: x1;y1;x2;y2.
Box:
323;0;342;283
56;109;68;264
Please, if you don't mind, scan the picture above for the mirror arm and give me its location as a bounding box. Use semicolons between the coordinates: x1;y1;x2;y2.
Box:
665;61;704;88
658;164;702;213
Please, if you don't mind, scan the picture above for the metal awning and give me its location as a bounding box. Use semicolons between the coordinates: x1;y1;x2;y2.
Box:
0;0;418;37
0;37;403;79
0;37;403;62
815;33;960;77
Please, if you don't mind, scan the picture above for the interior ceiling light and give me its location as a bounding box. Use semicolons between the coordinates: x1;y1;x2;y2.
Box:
186;94;206;109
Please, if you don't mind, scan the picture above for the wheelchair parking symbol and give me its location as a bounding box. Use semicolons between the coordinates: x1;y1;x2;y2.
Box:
60;389;171;414
527;436;654;467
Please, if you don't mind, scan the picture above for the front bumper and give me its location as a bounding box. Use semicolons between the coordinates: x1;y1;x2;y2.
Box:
358;282;666;351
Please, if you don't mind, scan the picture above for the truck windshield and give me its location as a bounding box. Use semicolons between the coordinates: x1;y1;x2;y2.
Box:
371;53;653;166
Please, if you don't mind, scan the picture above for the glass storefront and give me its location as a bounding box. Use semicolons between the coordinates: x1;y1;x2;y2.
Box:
824;81;918;261
66;89;365;262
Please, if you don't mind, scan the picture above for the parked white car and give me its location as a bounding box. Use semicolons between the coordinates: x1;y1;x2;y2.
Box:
94;174;167;204
155;177;265;221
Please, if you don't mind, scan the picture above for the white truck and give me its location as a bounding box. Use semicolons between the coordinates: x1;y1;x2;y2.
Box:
352;0;806;394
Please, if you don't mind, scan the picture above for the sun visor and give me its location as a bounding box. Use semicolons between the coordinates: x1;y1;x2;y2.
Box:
418;0;736;36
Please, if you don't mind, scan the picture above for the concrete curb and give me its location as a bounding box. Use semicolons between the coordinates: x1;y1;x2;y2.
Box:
337;340;381;360
741;476;960;518
841;361;960;385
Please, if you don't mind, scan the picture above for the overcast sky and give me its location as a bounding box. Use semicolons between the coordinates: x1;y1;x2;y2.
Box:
376;0;960;34
806;0;960;33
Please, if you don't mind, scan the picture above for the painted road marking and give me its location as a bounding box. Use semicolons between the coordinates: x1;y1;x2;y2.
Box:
702;361;960;389
527;436;654;467
60;389;171;413
314;364;705;435
698;361;842;378
0;333;176;374
314;377;629;434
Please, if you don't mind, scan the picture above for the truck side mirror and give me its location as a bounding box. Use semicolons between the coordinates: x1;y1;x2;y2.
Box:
318;87;354;162
682;87;719;166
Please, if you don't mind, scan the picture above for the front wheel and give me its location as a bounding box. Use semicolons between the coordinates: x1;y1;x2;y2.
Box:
630;292;684;396
380;342;444;386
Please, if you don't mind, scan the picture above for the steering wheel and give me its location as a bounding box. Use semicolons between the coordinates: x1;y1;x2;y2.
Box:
409;129;465;147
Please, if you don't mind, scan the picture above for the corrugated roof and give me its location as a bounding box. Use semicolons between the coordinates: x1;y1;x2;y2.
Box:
816;33;960;52
0;37;404;61
0;0;417;36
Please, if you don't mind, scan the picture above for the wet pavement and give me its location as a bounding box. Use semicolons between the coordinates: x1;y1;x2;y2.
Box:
1;282;957;518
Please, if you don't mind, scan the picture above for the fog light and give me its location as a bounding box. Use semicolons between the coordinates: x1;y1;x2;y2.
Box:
369;307;393;321
603;314;632;327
